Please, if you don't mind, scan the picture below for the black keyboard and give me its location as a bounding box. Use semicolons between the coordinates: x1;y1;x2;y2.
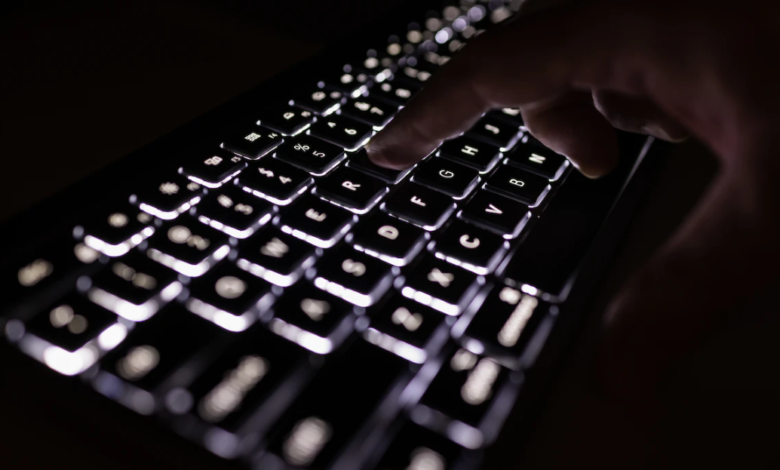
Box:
0;1;656;469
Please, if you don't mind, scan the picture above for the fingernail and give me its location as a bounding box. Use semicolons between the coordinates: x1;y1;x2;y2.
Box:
641;124;689;143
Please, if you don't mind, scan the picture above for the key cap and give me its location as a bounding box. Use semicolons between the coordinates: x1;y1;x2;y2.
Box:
25;292;117;353
458;285;549;369
236;228;316;287
397;64;434;86
311;244;393;307
489;107;525;128
364;296;447;364
382;183;456;231
89;251;182;321
175;325;305;434
274;134;346;176
79;204;155;257
134;175;205;220
467;115;521;151
346;148;413;184
258;107;315;136
98;305;222;393
146;218;230;277
438;136;501;173
371;80;417;106
194;184;273;239
4;241;102;316
186;262;274;332
292;87;345;116
416;347;512;447
458;191;530;239
314;166;388;213
506;145;569;181
269;282;355;354
483;165;550;206
432;219;508;275
278;195;356;249
340;96;397;129
221;126;284;160
350;211;428;266
412;158;479;199
263;341;408;469
236;158;313;205
371;421;470;470
309;114;373;151
321;70;371;97
401;256;480;316
361;52;398;77
180;148;247;188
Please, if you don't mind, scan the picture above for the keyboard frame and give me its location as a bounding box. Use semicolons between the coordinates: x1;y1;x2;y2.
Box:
0;1;665;468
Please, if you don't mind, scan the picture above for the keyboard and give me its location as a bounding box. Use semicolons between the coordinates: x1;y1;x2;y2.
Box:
0;1;656;469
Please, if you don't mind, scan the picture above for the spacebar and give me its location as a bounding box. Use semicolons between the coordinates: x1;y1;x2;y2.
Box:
499;139;648;298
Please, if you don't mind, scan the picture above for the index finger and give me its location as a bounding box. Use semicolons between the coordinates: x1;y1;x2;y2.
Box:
366;1;659;170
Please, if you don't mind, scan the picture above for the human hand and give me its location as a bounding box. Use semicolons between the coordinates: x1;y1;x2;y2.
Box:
367;0;780;398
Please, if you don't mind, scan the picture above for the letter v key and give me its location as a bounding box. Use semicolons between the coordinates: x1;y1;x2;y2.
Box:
485;204;503;215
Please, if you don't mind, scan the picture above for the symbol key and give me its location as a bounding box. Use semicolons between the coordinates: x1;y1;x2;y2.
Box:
315;166;388;213
274;135;346;176
309;114;374;151
484;166;550;206
221;125;283;160
237;158;313;206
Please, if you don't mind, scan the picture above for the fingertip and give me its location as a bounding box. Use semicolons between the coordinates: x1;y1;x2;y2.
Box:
365;143;411;170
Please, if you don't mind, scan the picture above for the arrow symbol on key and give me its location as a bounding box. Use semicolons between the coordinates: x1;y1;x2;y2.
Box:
485;204;503;215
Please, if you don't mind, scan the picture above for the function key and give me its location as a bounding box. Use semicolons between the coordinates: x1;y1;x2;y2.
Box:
258;106;315;136
467;115;522;151
173;325;306;434
340;97;397;129
412;158;480;199
25;293;118;354
346;148;413;184
458;191;530;239
350;211;428;266
484;165;550;206
236;158;313;206
194;184;273;239
146;217;230;277
292;88;345;116
180;148;247;188
237;228;316;287
80;204;155;257
277;195;356;249
89;251;181;321
261;341;408;468
311;244;394;307
438;136;501;173
186;262;273;332
269;282;356;354
309;114;373;151
371;80;417;106
458;285;550;370
97;306;223;395
432;219;509;275
274;134;346;176
134;175;205;220
382;182;455;231
401;256;481;316
371;421;471;470
364;296;447;364
314;166;388;214
415;347;513;448
489;107;525;128
506;145;570;181
221;126;283;160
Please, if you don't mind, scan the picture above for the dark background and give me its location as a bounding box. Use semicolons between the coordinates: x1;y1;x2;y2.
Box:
1;1;780;469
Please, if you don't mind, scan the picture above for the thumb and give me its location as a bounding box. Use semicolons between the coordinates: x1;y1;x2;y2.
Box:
600;168;780;400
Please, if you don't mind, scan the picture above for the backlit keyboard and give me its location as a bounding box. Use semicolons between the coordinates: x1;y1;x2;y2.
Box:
0;1;654;469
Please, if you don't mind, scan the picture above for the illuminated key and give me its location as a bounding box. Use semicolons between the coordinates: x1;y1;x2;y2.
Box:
221;125;283;160
146;217;230;277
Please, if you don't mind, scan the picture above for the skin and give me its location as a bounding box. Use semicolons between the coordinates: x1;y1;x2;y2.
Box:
367;0;780;399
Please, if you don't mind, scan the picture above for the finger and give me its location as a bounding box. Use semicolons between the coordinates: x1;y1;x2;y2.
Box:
600;170;780;400
521;91;619;178
593;90;690;142
367;0;678;170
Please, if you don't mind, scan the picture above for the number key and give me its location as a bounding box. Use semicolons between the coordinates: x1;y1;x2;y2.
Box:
194;184;273;239
292;87;345;116
274;135;345;176
259;107;314;136
341;96;397;129
309;114;373;151
236;158;313;206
